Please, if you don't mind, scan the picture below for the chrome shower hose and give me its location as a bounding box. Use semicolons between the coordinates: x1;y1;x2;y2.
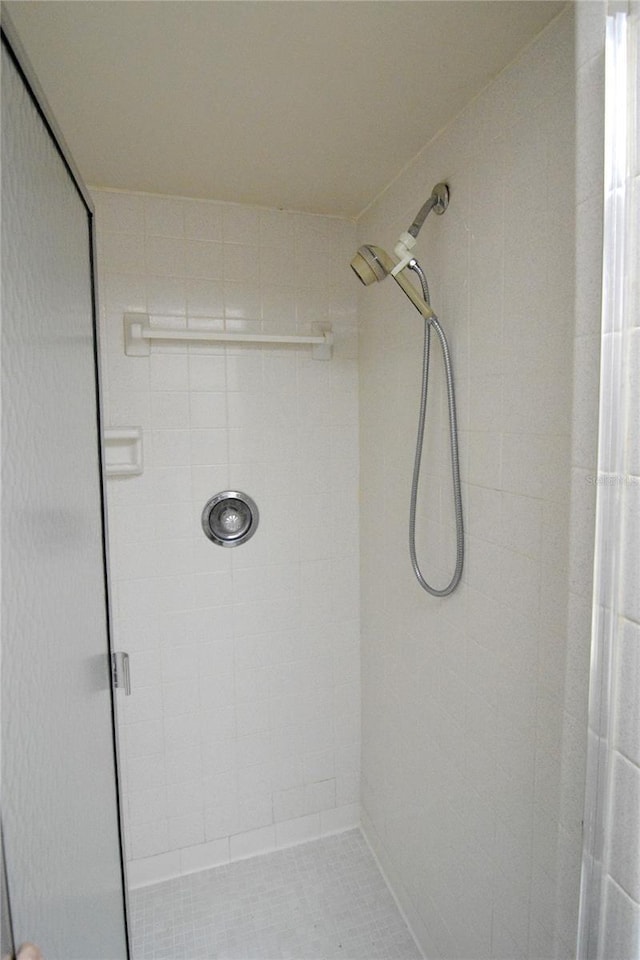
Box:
408;259;464;596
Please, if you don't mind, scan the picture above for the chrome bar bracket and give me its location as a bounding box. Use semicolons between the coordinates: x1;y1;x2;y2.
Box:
111;651;131;696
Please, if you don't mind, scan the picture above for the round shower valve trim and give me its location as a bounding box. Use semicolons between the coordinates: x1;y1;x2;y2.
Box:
201;491;259;547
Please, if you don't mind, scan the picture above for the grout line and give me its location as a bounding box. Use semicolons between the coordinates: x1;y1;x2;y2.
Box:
358;823;426;960
127;820;361;889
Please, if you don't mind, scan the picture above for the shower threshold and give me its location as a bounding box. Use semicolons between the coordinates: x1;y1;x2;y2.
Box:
129;828;421;960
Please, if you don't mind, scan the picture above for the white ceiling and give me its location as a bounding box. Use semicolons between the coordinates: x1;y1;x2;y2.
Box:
5;1;565;218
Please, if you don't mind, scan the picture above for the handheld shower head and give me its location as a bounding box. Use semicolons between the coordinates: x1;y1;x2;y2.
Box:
350;245;394;285
350;243;436;322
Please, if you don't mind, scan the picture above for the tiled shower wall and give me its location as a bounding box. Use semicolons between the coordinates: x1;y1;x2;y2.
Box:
590;208;640;960
93;190;360;886
358;6;605;959
604;155;640;958
591;8;640;950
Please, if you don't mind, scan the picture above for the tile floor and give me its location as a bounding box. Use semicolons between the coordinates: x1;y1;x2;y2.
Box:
129;829;422;960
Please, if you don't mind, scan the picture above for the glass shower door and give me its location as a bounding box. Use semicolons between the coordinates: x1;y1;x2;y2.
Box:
1;28;128;959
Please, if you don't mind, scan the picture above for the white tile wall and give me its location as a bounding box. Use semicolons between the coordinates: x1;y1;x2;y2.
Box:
358;7;605;959
93;189;360;880
593;11;640;946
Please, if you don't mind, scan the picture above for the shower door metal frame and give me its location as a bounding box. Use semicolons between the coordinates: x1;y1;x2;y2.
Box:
0;9;130;955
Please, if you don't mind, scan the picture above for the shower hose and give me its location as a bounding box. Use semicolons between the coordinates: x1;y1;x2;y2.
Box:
407;259;464;596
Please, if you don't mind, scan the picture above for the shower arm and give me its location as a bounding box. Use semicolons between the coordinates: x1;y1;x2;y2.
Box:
407;194;438;239
392;182;450;275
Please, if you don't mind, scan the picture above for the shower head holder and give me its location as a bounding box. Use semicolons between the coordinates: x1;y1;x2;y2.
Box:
392;232;417;275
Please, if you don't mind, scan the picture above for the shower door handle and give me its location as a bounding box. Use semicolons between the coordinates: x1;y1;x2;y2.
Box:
111;651;131;696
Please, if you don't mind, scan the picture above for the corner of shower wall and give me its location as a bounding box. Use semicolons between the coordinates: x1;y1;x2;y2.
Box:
91;186;363;887
357;4;606;958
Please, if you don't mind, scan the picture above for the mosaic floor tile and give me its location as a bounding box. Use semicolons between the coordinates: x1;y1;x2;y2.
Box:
130;829;421;960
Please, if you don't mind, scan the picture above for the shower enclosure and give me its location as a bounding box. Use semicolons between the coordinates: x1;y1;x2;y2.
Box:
2;2;638;959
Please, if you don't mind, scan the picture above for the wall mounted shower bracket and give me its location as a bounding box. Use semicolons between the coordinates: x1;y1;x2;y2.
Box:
391;232;417;276
428;182;449;217
124;313;333;359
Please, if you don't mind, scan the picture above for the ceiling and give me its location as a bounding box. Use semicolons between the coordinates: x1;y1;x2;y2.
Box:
5;1;565;218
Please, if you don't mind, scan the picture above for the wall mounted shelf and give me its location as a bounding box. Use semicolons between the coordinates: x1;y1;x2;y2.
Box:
103;427;143;477
124;313;333;360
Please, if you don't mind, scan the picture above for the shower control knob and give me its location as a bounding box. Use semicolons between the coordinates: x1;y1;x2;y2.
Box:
201;491;259;547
